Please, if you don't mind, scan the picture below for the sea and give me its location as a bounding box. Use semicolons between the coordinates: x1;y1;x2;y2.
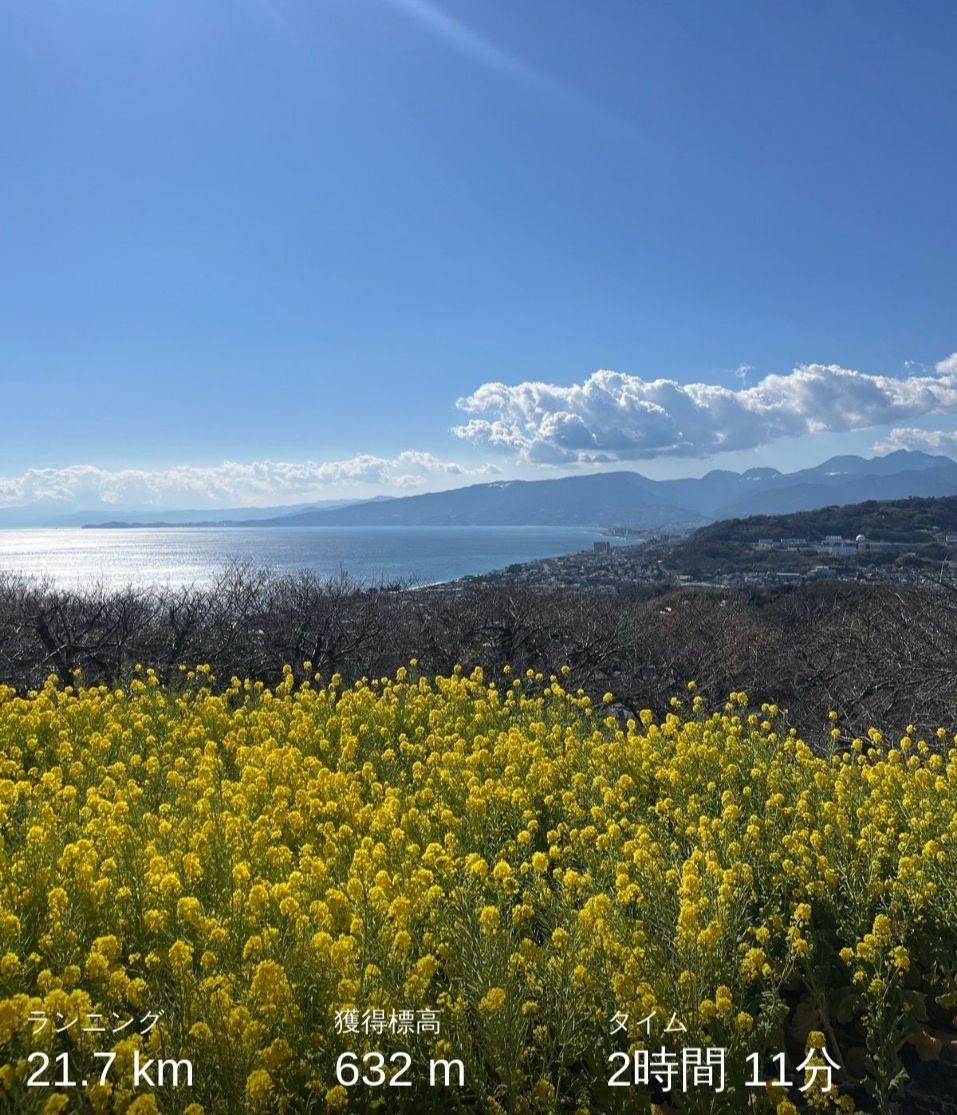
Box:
0;526;630;590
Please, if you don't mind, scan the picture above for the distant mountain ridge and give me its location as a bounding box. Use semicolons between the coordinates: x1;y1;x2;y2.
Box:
0;497;389;530
249;450;957;530
255;472;704;530
14;449;949;533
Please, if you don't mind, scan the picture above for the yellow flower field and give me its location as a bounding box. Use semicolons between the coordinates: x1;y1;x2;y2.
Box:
0;665;955;1113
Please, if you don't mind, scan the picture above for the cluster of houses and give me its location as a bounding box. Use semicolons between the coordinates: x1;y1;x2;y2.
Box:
755;533;942;557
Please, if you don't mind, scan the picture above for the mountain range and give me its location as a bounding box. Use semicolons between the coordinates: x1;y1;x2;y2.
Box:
7;450;953;532
245;450;957;531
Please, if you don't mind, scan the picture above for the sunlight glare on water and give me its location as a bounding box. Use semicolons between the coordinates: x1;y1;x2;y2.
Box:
0;526;624;589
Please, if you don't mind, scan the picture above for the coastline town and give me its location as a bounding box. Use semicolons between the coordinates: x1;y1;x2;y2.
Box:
451;530;957;592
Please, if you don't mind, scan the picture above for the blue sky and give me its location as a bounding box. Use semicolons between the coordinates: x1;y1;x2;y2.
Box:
1;0;956;509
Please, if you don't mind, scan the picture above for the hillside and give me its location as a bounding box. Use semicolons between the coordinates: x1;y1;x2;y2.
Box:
628;493;957;581
690;494;957;544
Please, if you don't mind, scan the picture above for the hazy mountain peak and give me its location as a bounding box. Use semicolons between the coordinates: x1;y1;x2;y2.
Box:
809;454;869;475
810;450;947;478
878;448;951;468
742;467;782;480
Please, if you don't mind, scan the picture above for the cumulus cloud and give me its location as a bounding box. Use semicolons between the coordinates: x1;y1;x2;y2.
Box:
0;453;500;510
874;427;957;454
453;359;957;463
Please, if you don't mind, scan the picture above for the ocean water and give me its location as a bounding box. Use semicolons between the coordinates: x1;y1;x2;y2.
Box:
0;526;626;590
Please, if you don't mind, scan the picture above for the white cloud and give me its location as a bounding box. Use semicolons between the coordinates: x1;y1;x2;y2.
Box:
0;453;500;510
453;358;957;463
874;427;957;454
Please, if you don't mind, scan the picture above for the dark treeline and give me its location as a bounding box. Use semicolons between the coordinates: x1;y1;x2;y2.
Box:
2;564;956;742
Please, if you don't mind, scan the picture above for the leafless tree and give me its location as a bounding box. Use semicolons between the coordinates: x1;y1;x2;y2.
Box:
3;567;957;744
